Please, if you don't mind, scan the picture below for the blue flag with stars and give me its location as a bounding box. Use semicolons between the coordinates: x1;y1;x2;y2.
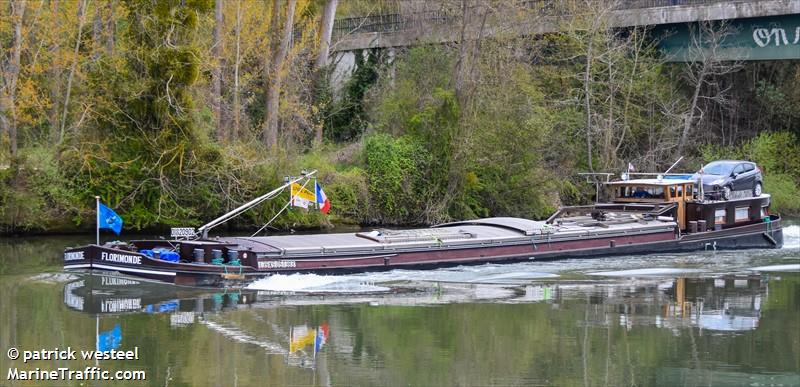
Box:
98;203;123;235
97;324;122;352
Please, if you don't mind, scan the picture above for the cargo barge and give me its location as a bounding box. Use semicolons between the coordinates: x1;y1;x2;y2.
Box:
63;171;783;286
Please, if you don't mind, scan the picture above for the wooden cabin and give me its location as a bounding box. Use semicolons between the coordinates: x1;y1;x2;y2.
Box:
605;178;772;232
606;178;694;230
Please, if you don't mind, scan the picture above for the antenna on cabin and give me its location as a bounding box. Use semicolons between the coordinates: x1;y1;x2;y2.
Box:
663;156;684;175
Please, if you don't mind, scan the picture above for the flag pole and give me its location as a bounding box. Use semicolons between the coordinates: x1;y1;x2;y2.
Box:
95;315;100;366
95;196;100;246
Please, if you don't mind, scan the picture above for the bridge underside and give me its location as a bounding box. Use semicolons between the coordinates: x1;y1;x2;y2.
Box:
657;14;800;61
332;0;800;61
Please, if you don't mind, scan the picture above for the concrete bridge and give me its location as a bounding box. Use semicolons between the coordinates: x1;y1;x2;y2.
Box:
330;0;800;61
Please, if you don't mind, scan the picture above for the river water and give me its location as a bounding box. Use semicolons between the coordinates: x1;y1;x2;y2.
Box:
0;224;798;386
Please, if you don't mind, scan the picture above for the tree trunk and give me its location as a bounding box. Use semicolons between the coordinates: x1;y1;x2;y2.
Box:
105;0;115;56
3;1;26;157
0;96;6;154
232;0;241;142
315;0;337;69
452;0;470;103
584;32;595;173
92;0;102;60
59;0;87;145
604;58;614;170
262;0;296;148
48;0;62;142
262;0;281;146
678;70;705;157
212;0;223;142
313;0;338;144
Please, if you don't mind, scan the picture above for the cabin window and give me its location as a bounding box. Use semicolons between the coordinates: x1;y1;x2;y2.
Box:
714;209;726;225
676;185;683;198
761;206;768;218
617;186;665;199
735;207;749;222
669;186;676;198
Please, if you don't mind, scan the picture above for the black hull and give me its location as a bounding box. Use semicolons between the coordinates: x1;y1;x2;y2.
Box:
63;216;784;286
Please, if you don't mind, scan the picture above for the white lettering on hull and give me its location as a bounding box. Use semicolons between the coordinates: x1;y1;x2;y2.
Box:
64;251;84;261
100;251;142;265
101;276;140;286
101;298;141;313
258;260;297;269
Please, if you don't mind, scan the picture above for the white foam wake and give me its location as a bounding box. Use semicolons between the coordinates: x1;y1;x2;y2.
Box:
748;264;800;272
782;225;800;249
586;268;706;277
247;273;390;293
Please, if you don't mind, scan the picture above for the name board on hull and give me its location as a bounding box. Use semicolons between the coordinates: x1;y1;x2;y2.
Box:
64;251;84;261
258;260;297;269
101;251;142;265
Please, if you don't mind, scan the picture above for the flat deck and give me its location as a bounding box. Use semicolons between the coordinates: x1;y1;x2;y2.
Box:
220;217;676;257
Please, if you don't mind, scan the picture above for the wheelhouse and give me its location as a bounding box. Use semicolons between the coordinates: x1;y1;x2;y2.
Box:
606;178;695;230
605;178;772;233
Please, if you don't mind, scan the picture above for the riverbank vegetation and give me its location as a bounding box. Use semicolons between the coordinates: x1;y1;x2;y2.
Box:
1;0;798;234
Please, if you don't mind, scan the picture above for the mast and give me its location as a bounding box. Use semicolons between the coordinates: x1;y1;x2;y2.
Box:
197;170;317;238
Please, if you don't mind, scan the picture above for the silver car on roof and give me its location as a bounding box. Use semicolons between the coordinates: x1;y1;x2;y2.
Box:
691;160;763;200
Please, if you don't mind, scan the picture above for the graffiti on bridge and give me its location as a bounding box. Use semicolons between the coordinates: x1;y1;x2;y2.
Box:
752;27;800;47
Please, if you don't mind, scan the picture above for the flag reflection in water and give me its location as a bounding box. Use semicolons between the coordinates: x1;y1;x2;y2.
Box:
290;323;330;355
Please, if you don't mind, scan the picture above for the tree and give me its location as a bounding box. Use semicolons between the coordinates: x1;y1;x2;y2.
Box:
63;0;216;226
677;21;741;157
557;0;619;173
58;0;87;145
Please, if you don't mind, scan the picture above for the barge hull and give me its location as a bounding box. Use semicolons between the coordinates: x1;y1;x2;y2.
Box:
63;216;783;285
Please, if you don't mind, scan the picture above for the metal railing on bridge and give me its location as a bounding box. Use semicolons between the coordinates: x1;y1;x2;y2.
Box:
332;0;745;39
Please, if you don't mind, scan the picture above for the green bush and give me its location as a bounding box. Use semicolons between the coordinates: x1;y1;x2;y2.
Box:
763;173;800;215
364;133;430;224
325;167;371;224
0;148;81;233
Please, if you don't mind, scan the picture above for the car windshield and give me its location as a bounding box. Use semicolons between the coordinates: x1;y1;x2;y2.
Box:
702;162;735;175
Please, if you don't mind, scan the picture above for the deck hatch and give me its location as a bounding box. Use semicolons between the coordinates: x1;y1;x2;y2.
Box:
433;217;552;236
356;228;476;244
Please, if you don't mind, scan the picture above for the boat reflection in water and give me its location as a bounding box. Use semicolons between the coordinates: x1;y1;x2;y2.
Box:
65;272;769;335
63;273;331;371
516;276;766;332
63;274;248;324
56;270;797;385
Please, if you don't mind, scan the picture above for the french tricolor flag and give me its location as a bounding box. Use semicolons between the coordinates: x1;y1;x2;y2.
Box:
315;181;331;214
314;323;329;353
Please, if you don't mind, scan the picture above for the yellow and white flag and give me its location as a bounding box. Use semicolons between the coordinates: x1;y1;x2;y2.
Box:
290;183;316;209
290;325;317;353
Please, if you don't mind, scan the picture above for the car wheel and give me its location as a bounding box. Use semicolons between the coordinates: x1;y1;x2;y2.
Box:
754;182;762;197
722;185;732;200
